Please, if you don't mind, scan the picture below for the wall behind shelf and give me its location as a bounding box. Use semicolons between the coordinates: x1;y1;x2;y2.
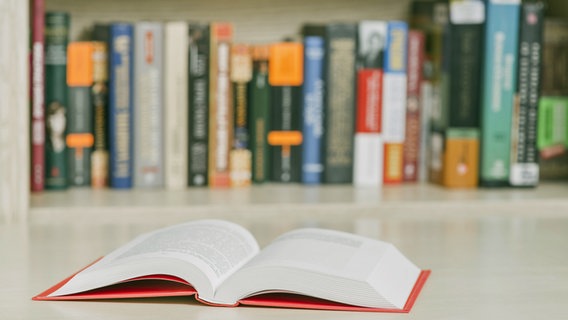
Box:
46;0;412;42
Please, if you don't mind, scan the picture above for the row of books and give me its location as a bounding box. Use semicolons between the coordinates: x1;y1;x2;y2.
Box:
410;0;563;188
29;0;564;192
30;8;418;190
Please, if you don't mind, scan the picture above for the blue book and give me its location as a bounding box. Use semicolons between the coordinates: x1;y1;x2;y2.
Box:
301;36;325;184
480;0;521;186
382;21;408;184
109;23;134;188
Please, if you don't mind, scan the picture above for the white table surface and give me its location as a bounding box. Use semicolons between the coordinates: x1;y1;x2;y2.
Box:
3;186;568;319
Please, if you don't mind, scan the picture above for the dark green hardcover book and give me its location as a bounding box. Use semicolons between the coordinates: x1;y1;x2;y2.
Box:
44;12;70;189
322;23;357;184
269;85;302;182
249;45;271;183
267;42;304;183
509;2;545;187
188;23;210;187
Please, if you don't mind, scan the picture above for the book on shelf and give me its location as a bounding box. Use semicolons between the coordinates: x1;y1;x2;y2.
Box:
538;19;568;181
509;2;545;187
410;0;446;186
66;42;95;187
208;23;234;188
438;0;485;188
353;21;385;187
33;219;430;313
382;21;408;184
301;36;325;184
480;0;521;187
403;30;425;183
537;95;568;181
268;42;304;183
30;0;45;192
44;11;70;190
322;23;357;184
133;22;164;188
108;23;134;189
188;23;210;187
164;21;189;190
229;44;253;187
249;45;271;184
91;26;110;188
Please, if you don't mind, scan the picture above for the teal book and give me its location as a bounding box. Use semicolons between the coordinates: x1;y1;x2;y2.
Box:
44;12;70;190
480;0;521;186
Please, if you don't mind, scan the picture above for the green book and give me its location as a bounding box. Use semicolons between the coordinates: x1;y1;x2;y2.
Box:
249;46;271;183
45;12;70;189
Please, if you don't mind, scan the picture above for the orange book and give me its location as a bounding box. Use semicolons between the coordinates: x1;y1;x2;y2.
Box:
269;42;304;86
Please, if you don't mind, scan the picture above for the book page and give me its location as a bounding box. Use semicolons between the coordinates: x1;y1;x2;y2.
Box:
236;228;387;279
215;228;420;309
50;220;259;297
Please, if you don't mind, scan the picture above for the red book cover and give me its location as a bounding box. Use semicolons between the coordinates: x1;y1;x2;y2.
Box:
31;0;45;192
403;30;425;182
33;258;430;313
356;69;383;134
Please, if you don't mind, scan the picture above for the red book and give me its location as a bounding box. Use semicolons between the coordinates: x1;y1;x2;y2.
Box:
33;220;430;313
30;0;45;192
403;30;425;182
356;69;383;134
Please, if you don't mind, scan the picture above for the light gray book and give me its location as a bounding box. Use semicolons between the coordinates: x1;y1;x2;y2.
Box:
134;22;164;188
164;21;189;189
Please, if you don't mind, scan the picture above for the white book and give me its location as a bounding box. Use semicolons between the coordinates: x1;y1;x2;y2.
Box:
353;133;383;187
36;219;427;312
164;22;189;189
134;22;164;188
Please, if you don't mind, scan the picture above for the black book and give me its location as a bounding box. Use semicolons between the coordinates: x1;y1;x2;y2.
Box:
510;2;545;187
269;85;302;182
188;23;210;187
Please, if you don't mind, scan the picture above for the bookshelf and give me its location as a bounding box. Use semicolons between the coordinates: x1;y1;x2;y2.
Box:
1;0;567;222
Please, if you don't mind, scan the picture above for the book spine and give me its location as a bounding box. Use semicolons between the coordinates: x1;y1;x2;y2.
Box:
301;36;325;184
249;46;271;183
109;23;134;189
164;22;189;190
188;23;210;187
480;0;521;186
230;44;253;187
439;0;485;188
382;21;408;184
31;0;45;192
44;12;70;190
323;24;357;184
509;2;544;187
91;41;109;188
208;23;233;188
268;42;304;183
410;1;447;185
353;20;385;187
269;86;303;183
134;22;164;188
66;42;94;187
402;30;425;183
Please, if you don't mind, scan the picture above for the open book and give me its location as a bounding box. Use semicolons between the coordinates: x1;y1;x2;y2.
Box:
34;220;430;312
